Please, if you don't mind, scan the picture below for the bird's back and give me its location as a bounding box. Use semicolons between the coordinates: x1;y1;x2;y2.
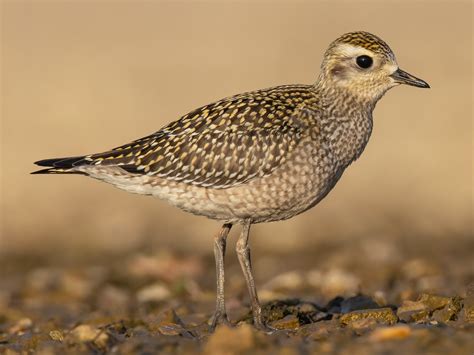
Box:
34;84;322;189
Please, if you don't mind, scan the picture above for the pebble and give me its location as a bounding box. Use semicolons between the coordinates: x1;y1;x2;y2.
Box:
96;285;130;312
396;300;429;323
49;330;64;342
270;314;300;330
8;318;33;334
136;283;171;303
461;295;474;323
68;324;108;347
340;295;379;313
369;325;411;341
204;324;256;355
340;308;397;326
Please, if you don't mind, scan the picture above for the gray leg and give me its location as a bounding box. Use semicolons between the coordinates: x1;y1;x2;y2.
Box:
235;221;269;331
209;223;232;329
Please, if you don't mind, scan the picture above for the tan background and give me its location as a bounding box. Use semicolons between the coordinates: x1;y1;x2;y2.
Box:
1;1;472;258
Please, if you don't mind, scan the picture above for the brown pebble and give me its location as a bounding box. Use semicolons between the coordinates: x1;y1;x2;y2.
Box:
8;318;33;334
340;308;397;326
270;314;300;330
49;330;64;342
68;324;108;347
369;325;411;341
204;324;255;355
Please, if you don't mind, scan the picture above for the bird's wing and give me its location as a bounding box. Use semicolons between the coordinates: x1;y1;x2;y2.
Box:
45;85;319;189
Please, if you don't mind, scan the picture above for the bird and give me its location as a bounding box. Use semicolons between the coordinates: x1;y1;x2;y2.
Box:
32;31;429;331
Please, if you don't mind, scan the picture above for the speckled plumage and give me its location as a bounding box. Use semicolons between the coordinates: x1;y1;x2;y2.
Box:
33;31;429;330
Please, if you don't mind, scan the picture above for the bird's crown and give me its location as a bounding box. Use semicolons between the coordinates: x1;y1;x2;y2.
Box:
330;31;395;60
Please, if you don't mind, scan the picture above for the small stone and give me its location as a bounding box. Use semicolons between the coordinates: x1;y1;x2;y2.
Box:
96;285;130;312
263;271;305;291
307;269;360;298
8;318;33;334
397;300;429;323
369;325;411;341
147;309;193;337
270;314;300;330
348;318;378;330
49;330;64;342
461;295;474;323
136;283;171;303
68;324;108;347
432;297;462;323
418;293;451;312
297;320;338;340
340;295;379;313
204;324;256;355
340;307;397;326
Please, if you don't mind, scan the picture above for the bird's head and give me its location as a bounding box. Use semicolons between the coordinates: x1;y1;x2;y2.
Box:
318;31;429;103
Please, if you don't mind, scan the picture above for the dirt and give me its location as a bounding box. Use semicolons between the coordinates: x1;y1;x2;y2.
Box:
0;236;473;354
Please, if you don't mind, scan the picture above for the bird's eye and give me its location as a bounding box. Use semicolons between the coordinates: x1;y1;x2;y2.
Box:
356;55;373;69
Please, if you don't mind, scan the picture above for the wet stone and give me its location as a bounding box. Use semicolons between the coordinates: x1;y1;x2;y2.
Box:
340;307;398;326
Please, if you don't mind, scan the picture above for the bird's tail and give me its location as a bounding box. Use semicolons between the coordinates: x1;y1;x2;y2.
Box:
31;156;89;175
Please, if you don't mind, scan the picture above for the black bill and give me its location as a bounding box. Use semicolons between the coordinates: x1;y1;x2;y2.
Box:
391;68;430;88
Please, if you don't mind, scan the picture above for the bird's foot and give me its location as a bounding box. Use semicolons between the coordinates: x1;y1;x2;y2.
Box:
253;318;278;334
208;311;233;332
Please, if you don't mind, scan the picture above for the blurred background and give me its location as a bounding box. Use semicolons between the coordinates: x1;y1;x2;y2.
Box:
1;1;472;260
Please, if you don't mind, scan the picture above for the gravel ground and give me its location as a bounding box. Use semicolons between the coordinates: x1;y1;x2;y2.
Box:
1;235;473;354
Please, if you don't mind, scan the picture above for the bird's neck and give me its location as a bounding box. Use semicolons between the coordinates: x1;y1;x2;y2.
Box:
312;83;375;168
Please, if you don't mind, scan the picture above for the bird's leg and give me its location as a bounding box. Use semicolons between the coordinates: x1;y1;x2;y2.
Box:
236;221;271;332
209;223;233;330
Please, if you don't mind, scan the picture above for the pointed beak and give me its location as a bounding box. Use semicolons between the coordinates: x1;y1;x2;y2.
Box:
390;68;430;88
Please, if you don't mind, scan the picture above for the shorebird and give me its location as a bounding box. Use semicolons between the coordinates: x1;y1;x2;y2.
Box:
33;31;429;331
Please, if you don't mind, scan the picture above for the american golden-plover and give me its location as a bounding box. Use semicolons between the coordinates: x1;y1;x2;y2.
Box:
33;31;429;331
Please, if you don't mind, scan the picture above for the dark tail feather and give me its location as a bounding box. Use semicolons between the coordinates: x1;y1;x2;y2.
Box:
32;156;90;175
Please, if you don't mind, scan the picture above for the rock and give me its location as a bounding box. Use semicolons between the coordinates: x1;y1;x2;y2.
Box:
432;297;462;323
340;295;379;313
369;325;411;341
258;299;327;325
136;283;171;303
460;295;474;323
397;300;429;323
340;308;397;326
270;315;300;330
263;271;305;291
147;309;193;337
347;318;378;331
418;293;451;312
68;324;108;347
49;330;64;342
297;320;338;340
307;269;360;298
8;318;33;334
397;294;458;323
96;285;130;312
204;324;256;355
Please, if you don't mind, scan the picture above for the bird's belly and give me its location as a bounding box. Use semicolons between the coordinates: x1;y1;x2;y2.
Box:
147;152;343;224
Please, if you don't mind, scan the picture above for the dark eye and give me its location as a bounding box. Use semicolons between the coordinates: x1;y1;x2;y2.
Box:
356;55;373;69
